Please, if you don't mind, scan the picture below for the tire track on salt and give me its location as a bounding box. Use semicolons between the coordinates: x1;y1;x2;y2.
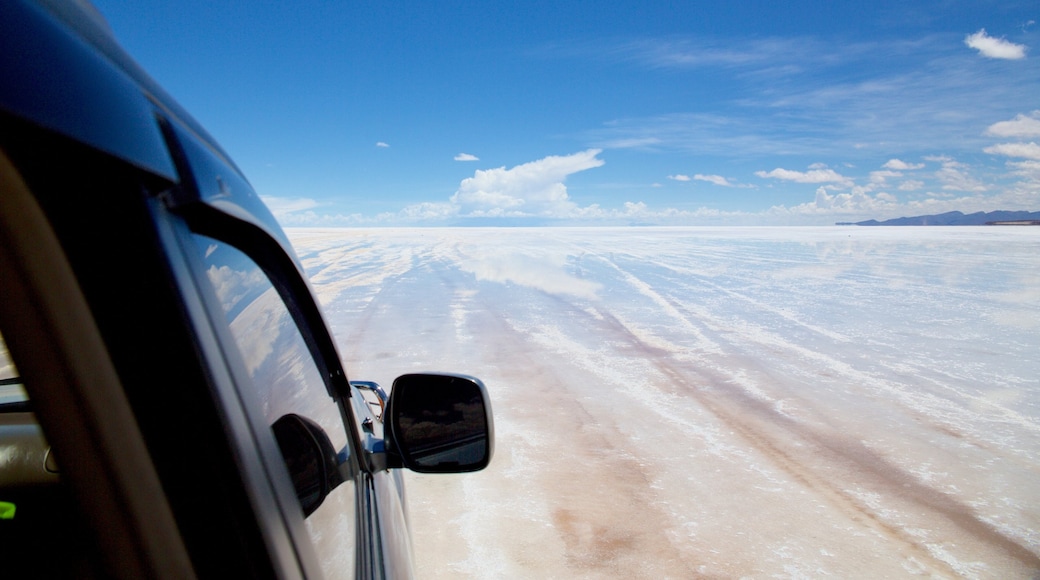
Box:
592;251;1040;577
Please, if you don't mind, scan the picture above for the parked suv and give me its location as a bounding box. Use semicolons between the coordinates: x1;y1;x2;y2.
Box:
0;0;493;577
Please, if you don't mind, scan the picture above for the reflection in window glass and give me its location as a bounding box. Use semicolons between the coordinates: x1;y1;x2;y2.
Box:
192;235;355;578
0;332;27;406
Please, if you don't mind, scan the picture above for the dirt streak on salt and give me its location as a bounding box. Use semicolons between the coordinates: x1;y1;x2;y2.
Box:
290;226;1040;579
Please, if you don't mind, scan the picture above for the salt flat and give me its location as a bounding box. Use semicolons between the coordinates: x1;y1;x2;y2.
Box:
288;226;1040;579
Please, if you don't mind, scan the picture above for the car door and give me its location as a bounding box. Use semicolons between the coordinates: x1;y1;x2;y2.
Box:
181;229;361;578
159;118;391;578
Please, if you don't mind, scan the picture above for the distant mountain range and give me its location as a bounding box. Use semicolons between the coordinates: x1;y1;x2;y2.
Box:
837;210;1040;226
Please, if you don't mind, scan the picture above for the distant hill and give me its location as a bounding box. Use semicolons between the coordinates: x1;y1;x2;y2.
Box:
837;210;1040;226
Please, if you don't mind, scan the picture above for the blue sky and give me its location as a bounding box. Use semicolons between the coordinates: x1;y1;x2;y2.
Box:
94;1;1039;226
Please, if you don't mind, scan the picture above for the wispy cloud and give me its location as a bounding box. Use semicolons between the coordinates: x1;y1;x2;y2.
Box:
599;136;662;149
694;174;737;187
984;142;1040;160
586;26;1040;165
986;111;1040;138
376;141;390;148
668;174;691;181
617;37;809;69
558;36;868;72
965;29;1027;60
261;196;319;221
755;167;853;186
455;153;480;161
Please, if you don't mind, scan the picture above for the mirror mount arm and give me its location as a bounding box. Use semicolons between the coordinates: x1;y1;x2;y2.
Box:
380;447;404;471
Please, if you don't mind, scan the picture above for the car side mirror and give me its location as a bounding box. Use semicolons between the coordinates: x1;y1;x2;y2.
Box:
387;373;494;473
272;414;343;517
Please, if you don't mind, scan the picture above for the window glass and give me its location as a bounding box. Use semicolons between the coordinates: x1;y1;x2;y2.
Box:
191;235;355;578
0;332;27;406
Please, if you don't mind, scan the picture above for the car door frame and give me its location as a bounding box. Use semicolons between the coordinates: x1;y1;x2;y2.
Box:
158;115;408;579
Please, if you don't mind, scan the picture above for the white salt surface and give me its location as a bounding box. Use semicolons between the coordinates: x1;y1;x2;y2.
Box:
288;226;1040;579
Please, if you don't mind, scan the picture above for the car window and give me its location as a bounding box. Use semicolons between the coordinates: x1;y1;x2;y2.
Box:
190;234;356;578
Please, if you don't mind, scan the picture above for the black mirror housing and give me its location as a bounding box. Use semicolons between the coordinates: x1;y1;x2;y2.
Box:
387;373;494;474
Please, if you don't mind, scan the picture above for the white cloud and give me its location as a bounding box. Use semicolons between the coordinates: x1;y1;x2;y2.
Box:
986;111;1040;138
694;174;734;187
934;159;987;192
668;174;691;181
965;29;1027;60
376;142;390;148
1008;159;1040;178
449;149;605;217
869;170;902;184
984;142;1040;160
898;180;925;191
455;153;480;161
769;186;1039;224
755;167;852;186
883;159;924;170
603;137;663;149
399;201;457;220
204;264;266;314
770;187;899;217
458;250;601;300
1006;160;1040;192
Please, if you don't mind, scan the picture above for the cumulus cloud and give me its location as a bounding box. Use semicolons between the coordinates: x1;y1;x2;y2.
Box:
986;111;1040;138
984;142;1040;160
883;159;924;170
376;142;390;148
204;264;266;315
1007;159;1040;183
770;187;899;217
668;174;692;181
455;153;480;161
755;167;852;186
934;159;987;192
694;174;734;186
769;185;1037;224
965;29;1027;59
449;149;605;217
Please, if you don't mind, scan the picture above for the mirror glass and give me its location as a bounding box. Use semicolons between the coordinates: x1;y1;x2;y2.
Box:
391;374;491;472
